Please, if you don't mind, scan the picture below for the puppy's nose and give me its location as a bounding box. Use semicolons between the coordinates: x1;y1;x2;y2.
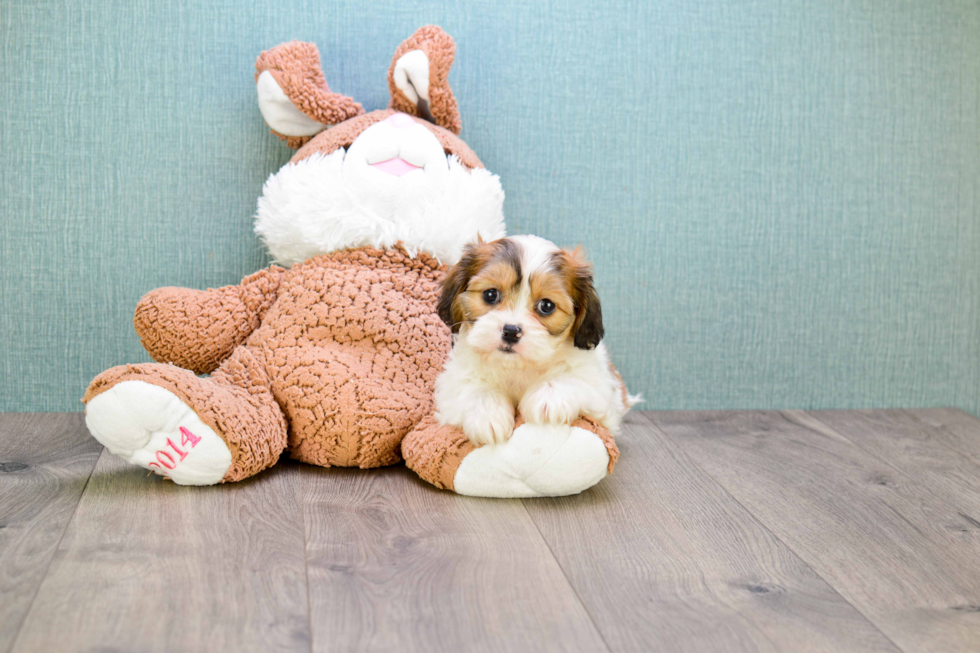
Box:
501;324;522;344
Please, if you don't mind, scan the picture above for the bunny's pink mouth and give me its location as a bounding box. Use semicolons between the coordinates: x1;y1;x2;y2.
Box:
371;158;421;177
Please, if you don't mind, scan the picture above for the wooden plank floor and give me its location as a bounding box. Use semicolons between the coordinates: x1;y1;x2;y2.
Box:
2;409;980;652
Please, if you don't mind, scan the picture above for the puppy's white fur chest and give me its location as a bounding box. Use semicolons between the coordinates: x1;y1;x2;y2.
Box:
434;338;629;441
477;358;567;406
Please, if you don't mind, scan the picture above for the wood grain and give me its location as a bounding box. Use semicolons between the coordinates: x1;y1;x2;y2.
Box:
10;450;311;653
903;408;980;469
0;413;101;653
648;410;980;652
805;409;980;525
8;410;980;651
522;413;899;652
300;464;608;653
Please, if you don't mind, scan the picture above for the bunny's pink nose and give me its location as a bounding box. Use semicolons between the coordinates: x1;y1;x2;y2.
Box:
386;113;416;129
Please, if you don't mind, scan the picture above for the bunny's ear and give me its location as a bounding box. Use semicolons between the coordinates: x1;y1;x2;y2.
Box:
388;26;462;135
255;41;363;148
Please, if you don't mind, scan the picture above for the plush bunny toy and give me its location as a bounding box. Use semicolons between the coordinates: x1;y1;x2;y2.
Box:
83;26;619;497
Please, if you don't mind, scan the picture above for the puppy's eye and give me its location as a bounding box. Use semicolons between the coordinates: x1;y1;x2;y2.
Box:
482;288;500;305
536;299;556;316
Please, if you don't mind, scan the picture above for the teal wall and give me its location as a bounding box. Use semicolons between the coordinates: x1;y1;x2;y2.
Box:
2;1;978;414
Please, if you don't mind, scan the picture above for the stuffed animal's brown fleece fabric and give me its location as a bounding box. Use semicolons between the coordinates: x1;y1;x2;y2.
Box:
86;246;447;480
82;26;621;496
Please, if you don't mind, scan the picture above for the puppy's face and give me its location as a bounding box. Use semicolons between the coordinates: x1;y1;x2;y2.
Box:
438;235;604;366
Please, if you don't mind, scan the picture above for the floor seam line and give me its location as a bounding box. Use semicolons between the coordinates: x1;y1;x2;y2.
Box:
901;408;980;472
518;499;615;653
637;411;909;653
789;409;980;526
299;468;314;653
7;443;102;653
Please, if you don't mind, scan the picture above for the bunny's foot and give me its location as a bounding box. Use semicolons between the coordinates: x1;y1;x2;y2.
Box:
85;380;232;485
83;352;288;485
403;415;618;498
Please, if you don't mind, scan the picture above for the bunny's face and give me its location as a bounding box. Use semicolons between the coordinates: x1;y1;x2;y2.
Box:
252;27;505;267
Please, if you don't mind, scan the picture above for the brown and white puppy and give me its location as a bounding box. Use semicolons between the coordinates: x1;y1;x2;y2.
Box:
435;235;638;446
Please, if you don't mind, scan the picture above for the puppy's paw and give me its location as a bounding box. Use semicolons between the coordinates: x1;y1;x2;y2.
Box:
520;384;581;426
462;398;516;447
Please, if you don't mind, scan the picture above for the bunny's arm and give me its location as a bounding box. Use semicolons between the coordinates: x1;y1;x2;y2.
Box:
133;266;285;375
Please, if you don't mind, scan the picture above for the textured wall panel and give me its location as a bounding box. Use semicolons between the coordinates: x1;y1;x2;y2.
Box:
1;0;978;413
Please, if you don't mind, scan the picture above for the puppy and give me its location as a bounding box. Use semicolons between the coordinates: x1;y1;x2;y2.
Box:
434;235;639;446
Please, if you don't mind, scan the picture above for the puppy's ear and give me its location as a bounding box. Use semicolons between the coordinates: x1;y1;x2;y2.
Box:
567;247;605;350
438;244;481;333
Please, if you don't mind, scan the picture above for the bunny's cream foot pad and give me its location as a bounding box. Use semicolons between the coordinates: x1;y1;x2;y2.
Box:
453;422;611;498
85;381;232;486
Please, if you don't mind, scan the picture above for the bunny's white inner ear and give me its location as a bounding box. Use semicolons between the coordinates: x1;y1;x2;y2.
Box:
393;50;430;106
256;70;325;137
